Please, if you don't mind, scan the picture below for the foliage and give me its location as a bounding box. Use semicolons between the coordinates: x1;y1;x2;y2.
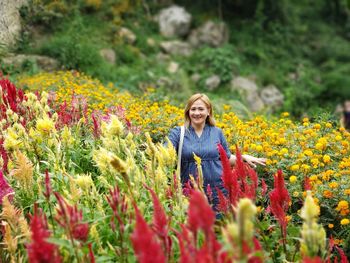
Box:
184;44;240;88
1;77;350;262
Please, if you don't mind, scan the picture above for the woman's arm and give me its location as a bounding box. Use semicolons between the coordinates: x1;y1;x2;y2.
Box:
229;154;266;168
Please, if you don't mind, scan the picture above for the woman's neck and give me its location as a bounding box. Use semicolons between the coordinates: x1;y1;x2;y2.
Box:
191;123;205;133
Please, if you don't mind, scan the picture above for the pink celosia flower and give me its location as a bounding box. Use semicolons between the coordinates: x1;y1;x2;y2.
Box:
0;170;14;205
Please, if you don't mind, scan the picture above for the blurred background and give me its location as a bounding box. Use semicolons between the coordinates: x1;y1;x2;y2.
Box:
1;0;350;120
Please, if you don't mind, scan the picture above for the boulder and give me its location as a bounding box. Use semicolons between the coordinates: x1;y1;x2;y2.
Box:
188;21;229;48
205;75;221;91
167;61;179;73
1;54;60;71
230;76;264;112
99;49;116;64
118;27;136;45
191;73;201;83
0;0;28;47
260;85;284;110
157;5;192;38
160;40;193;56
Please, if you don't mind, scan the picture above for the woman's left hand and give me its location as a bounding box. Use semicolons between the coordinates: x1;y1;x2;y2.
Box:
242;155;267;168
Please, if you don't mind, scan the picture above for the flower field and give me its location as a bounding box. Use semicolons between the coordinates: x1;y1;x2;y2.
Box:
0;71;349;262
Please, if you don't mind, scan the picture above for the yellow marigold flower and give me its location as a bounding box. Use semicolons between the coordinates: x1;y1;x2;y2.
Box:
323;190;333;198
313;123;321;129
290;164;300;171
340;218;350;225
335;135;342;141
309;175;318;181
325;123;332;128
329;182;338;188
255;145;263;152
336;200;349;209
328;224;334;228
323;155;331;163
293;191;299;197
345;189;350;195
315;143;324;151
282;112;289;117
304;149;313;156
289;176;297;183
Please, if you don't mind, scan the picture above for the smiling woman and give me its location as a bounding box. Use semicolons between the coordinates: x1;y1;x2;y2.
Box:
167;93;266;214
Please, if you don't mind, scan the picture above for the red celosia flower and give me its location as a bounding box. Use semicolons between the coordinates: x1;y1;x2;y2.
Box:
302;256;324;263
0;170;14;205
216;188;229;213
0;139;9;173
218;144;239;206
206;184;213;204
145;186;172;259
54;192;89;243
131;206;166;263
261;179;267;197
91;112;101;138
269;170;290;239
43;170;51;200
335;247;349;263
88;243;95;263
304;177;311;191
188;190;215;236
26;205;61;263
106;185;127;233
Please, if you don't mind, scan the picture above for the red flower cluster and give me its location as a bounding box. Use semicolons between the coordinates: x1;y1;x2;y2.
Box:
26;205;61;263
177;190;226;263
106;185;128;233
269;170;290;239
131;206;166;263
217;144;259;212
54;192;89;242
0;170;14;205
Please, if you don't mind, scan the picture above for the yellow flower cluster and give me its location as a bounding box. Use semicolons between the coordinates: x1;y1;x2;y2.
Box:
17;71;183;138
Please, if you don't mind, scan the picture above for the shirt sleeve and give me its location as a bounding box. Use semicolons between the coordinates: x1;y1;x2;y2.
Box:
219;128;231;159
166;126;181;153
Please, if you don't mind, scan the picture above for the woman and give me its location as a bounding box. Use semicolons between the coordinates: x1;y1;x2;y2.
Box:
340;100;350;131
167;93;266;208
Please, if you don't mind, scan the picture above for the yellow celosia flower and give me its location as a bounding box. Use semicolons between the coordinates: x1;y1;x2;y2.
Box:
36;115;55;135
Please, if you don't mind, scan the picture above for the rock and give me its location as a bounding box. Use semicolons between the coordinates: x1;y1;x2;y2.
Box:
155;52;171;63
118;27;136;45
160;40;193;56
0;0;29;47
230;76;264;112
158;5;192;38
2;54;60;71
147;38;156;47
167;61;179;73
205;75;221;91
260;85;284;110
188;21;229;48
99;49;116;64
191;73;201;83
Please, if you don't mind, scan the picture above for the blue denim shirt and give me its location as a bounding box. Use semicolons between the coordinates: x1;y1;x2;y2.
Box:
168;124;231;206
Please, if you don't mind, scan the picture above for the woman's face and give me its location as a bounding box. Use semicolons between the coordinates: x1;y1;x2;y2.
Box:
189;99;210;126
344;101;350;112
